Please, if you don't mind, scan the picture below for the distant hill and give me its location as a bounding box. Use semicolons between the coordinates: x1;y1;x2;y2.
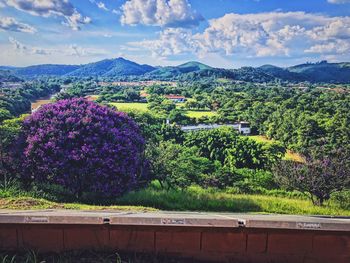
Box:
13;64;80;78
145;61;213;79
286;61;350;83
0;70;22;82
67;57;155;77
2;59;350;83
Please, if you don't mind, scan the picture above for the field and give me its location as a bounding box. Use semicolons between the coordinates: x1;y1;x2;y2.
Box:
110;102;149;112
110;102;217;118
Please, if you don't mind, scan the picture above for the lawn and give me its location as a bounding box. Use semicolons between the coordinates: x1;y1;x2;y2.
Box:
110;102;149;112
185;110;217;118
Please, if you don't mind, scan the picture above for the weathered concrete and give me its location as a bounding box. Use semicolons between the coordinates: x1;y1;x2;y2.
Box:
0;210;349;263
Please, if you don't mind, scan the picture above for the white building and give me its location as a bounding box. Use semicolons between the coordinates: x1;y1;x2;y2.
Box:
181;122;251;135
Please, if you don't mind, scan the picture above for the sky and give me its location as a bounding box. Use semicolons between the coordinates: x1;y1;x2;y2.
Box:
0;0;350;68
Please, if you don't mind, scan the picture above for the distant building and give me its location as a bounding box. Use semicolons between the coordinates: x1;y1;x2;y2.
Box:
165;95;186;103
180;122;251;135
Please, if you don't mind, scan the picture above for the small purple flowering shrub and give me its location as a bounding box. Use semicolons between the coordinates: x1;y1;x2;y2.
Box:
19;98;146;197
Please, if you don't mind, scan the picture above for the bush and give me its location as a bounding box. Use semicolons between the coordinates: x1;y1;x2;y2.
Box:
18;98;147;198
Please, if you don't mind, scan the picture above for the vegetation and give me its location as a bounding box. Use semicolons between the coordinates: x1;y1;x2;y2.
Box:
274;148;350;206
13;99;147;198
118;185;350;216
0;65;349;216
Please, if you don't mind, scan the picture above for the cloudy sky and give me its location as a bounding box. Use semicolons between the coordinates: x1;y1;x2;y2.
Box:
1;0;350;68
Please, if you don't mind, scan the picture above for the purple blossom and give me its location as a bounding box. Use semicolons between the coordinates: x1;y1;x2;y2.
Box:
18;98;147;197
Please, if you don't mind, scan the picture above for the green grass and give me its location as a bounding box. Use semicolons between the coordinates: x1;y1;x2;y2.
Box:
185;110;217;118
0;196;156;212
109;102;149;112
0;182;350;216
118;186;350;216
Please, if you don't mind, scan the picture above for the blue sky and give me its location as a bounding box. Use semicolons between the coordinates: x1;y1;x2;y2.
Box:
0;0;350;68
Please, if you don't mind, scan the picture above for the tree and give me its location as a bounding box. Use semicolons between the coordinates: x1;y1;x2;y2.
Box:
273;149;350;206
17;98;147;198
0;109;12;123
0;116;23;187
147;142;215;189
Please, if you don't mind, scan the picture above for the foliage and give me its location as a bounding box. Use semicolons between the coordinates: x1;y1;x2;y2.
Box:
273;149;350;205
147;141;217;189
17;98;147;198
184;127;285;170
0;116;24;188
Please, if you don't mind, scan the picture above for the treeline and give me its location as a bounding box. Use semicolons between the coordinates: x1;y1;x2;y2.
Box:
0;80;61;121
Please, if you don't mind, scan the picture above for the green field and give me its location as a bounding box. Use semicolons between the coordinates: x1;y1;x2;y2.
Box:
185;110;217;118
110;102;149;112
110;102;217;119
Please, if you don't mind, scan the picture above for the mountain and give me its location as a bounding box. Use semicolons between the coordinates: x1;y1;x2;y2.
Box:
13;64;80;78
258;65;304;82
1;59;350;83
0;70;22;82
145;61;213;79
67;57;155;77
286;61;350;83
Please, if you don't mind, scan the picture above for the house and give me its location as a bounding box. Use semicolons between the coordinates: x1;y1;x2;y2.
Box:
165;95;186;103
180;122;251;135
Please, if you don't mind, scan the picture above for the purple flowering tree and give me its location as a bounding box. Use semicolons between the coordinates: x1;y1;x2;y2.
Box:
273;149;350;206
19;98;147;198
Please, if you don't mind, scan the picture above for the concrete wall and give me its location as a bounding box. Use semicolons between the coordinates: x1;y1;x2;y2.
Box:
1;224;349;263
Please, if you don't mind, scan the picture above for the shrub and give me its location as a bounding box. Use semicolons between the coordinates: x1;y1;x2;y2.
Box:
18;98;147;198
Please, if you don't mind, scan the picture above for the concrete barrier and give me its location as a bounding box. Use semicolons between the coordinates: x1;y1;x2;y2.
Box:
0;210;349;263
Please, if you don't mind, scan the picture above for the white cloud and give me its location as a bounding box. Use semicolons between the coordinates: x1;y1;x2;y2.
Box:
9;37;51;55
133;12;350;60
328;0;350;4
8;37;107;57
120;0;203;28
2;0;91;30
129;28;197;58
0;17;36;33
89;0;109;11
67;44;108;57
97;1;108;11
112;9;121;15
305;40;350;54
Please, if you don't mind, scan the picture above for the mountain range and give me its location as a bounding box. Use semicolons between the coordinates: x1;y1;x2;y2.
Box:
1;58;350;83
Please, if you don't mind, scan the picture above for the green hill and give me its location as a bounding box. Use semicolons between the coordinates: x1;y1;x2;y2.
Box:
67;57;155;77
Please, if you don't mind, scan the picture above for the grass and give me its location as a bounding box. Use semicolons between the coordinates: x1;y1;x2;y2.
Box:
248;135;304;162
0;186;348;216
185;110;217;118
118;186;349;216
109;102;149;112
0;196;156;212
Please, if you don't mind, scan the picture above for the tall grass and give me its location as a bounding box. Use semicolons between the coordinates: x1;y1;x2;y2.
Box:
117;186;350;216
